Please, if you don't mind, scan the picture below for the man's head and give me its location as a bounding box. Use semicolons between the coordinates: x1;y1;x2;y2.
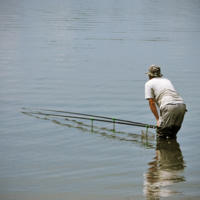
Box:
146;65;163;78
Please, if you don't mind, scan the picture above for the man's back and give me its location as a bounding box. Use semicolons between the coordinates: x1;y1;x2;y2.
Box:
145;77;185;109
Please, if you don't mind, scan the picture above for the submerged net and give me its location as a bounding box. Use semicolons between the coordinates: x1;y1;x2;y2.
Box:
141;130;155;141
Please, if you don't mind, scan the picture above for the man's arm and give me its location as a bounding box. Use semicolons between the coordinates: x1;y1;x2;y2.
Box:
148;98;159;126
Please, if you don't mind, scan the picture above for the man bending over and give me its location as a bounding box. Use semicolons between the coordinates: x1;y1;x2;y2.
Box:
145;65;186;137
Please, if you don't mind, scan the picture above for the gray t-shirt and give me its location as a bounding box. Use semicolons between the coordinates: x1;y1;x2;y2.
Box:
145;77;185;109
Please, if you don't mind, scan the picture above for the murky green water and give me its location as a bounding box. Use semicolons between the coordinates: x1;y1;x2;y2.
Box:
0;0;200;199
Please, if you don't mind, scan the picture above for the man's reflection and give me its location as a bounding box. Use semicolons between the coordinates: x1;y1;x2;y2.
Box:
143;137;186;199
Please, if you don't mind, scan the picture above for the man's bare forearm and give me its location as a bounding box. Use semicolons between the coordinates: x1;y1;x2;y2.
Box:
149;98;159;126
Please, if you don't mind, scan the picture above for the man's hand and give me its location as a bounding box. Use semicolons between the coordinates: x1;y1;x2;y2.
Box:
148;98;159;126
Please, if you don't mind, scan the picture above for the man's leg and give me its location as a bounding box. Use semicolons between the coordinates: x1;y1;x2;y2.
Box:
157;104;186;137
173;104;186;127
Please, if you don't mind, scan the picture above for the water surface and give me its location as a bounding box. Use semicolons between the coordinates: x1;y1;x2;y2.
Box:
0;0;200;199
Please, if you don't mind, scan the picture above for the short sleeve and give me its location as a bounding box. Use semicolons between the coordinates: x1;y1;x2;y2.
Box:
145;82;154;100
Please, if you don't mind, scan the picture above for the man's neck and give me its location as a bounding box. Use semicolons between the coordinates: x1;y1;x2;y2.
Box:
149;76;154;80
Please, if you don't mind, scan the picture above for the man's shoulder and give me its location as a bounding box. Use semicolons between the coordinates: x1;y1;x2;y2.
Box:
145;77;159;85
146;77;170;83
145;77;172;88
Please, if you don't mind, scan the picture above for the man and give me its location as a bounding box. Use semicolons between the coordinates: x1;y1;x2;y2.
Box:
145;65;186;137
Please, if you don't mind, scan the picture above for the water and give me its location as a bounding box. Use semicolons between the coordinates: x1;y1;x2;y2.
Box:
0;0;200;199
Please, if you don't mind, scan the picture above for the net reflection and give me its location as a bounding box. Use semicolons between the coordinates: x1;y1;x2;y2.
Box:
22;110;156;149
143;138;186;199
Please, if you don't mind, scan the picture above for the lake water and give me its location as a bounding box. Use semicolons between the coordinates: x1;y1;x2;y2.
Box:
0;0;200;199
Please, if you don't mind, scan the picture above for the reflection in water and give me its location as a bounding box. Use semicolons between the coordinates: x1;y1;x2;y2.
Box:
143;138;186;199
23;109;186;199
22;109;156;149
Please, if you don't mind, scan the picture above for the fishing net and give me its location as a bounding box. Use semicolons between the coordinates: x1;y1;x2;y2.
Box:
141;130;155;141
